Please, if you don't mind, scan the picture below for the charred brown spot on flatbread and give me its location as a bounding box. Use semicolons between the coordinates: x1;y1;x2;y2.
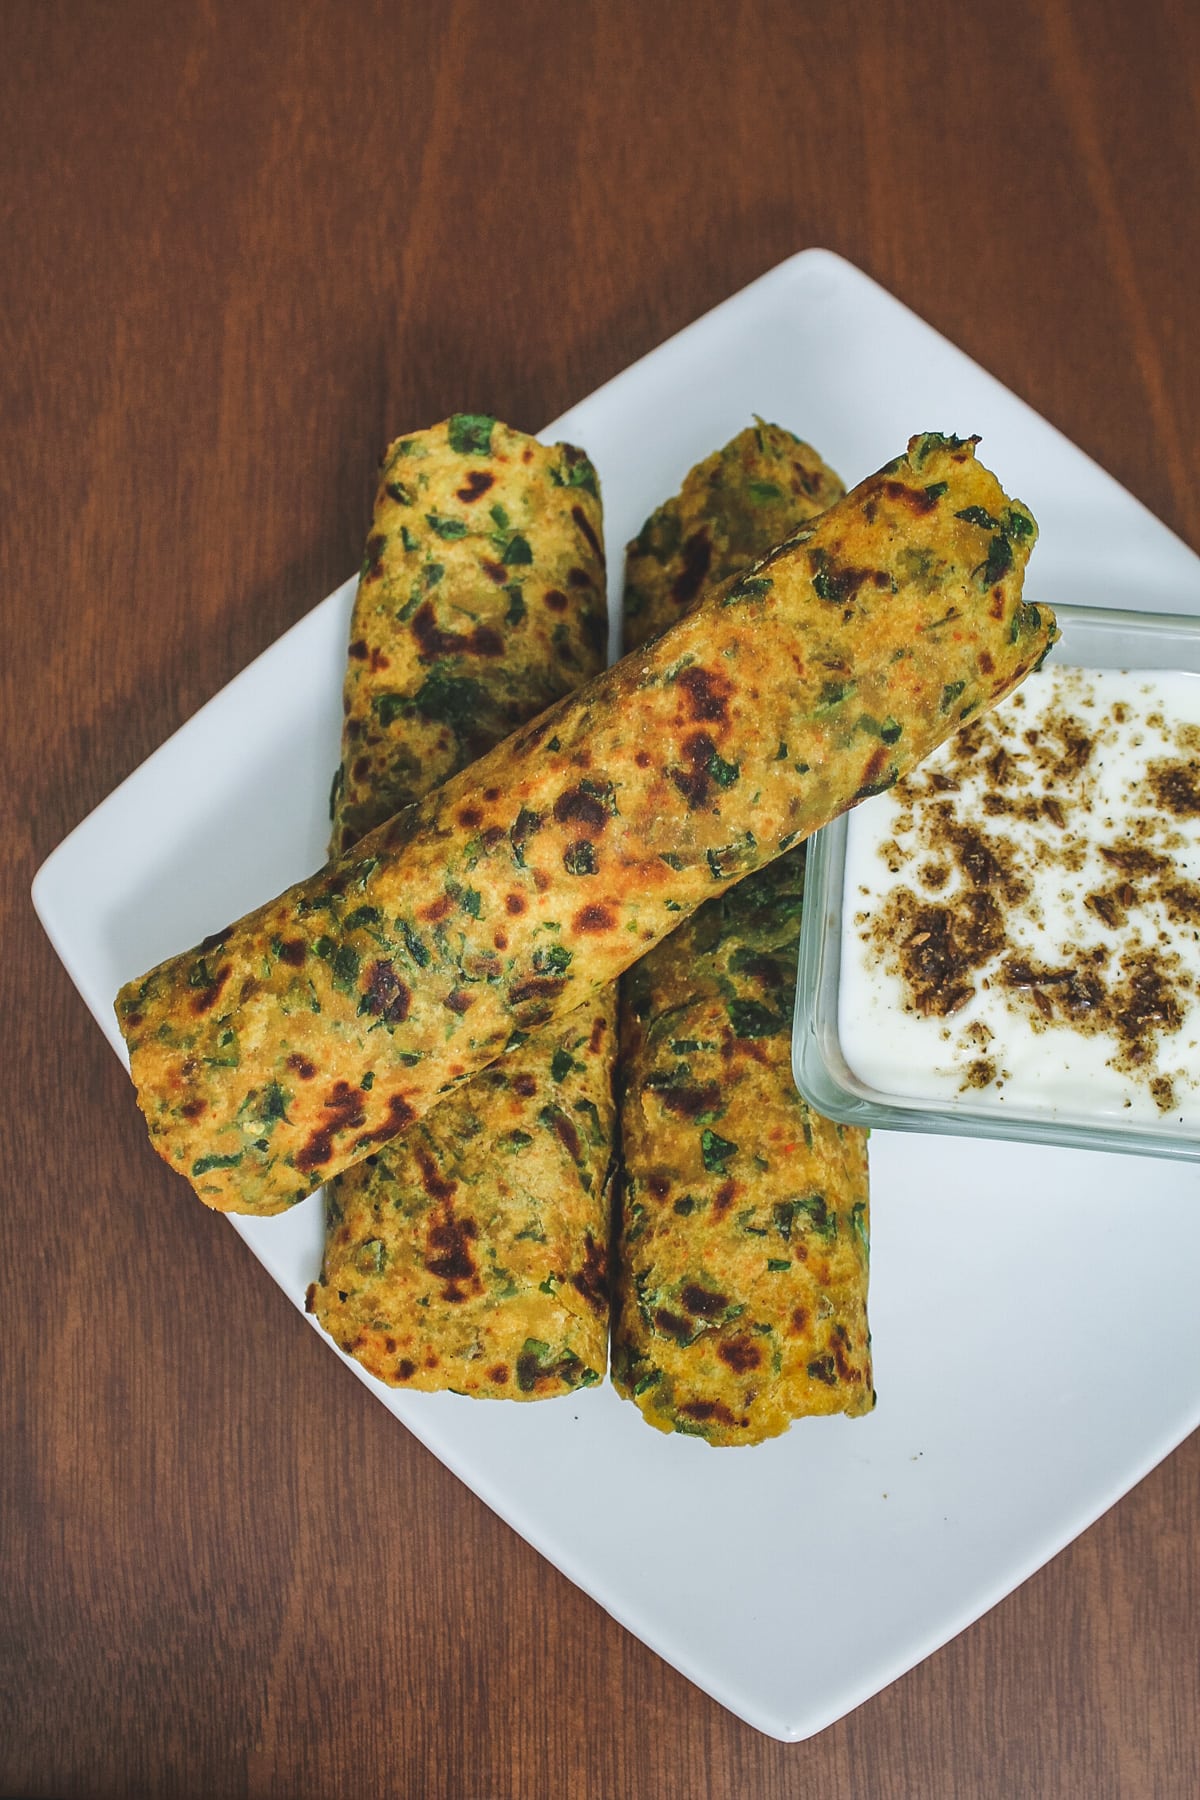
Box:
571;1231;608;1312
425;1208;480;1302
573;904;615;933
717;1337;761;1373
456;470;495;502
296;1081;368;1174
671;531;712;605
359;960;411;1023
411;601;504;660
675;665;732;726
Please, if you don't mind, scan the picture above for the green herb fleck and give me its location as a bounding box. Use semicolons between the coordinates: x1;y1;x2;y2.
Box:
356;1238;386;1274
448;413;495;456
343;905;381;932
499;533;532;566
817;678;856;709
564;840;597;876
516;1338;552;1392
191;1152;243;1177
256;1081;290;1124
412;667;491;732
700;1128;738;1173
857;713;902;744
578;776;618;815
373;692;408;728
728;998;788;1038
551;455;600;498
795;1193;836;1238
330;945;360;990
955;505;1000;530
509;806;543;869
913;431;969;460
978;534;1013;586
725;574;772;602
398;921;430;967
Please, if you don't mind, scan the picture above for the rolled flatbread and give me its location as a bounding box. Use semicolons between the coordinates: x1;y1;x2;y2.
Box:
311;416;615;1396
613;422;873;1442
116;433;1050;1215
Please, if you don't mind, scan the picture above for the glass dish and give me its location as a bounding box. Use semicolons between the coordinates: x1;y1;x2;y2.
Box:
794;601;1200;1161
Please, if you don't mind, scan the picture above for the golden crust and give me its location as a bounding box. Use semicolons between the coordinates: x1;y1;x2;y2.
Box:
117;434;1051;1215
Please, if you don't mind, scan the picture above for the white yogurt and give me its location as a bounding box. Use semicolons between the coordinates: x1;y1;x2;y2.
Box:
838;664;1200;1131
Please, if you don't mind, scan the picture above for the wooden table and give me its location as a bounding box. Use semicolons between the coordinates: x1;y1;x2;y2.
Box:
5;3;1198;1794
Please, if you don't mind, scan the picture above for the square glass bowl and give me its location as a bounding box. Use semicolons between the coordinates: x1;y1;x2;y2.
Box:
793;601;1200;1161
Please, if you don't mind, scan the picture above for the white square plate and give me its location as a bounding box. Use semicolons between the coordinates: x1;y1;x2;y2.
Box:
33;250;1200;1741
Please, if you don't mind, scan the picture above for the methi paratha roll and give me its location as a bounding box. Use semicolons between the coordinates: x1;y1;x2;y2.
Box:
312;994;615;1395
614;858;873;1439
623;418;844;645
612;424;873;1442
330;415;606;852
310;417;614;1396
117;433;1052;1215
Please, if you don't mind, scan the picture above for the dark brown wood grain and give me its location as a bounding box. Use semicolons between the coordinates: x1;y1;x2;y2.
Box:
3;1;1198;1795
